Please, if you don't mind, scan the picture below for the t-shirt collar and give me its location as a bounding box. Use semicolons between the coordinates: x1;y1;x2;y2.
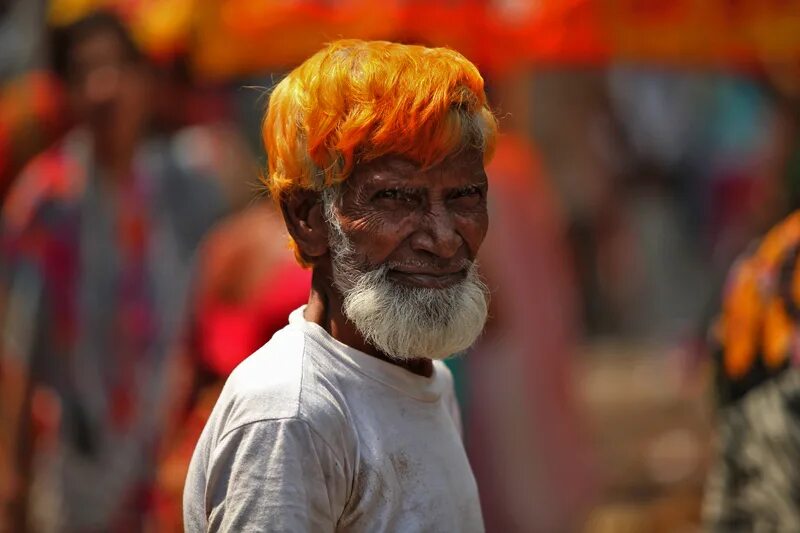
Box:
289;306;448;402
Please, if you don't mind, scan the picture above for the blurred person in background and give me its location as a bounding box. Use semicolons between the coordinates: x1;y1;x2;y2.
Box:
0;10;224;531
703;209;800;530
183;39;496;531
703;73;800;531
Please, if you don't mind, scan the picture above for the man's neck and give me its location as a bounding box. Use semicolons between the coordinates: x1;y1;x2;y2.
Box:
304;269;433;377
91;125;140;181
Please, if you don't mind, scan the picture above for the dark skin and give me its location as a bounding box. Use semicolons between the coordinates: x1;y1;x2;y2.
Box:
282;149;489;377
67;29;154;180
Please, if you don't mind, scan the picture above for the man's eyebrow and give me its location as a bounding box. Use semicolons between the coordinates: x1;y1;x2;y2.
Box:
363;169;422;187
448;181;488;193
372;185;425;196
460;172;489;186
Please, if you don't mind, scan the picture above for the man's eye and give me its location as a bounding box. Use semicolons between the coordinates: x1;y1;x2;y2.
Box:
375;189;401;200
374;188;416;202
451;185;484;199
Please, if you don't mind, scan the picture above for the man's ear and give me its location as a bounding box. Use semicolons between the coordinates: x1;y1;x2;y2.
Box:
281;189;329;262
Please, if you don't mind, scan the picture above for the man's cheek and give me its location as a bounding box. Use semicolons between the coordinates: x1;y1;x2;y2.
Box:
456;218;487;251
351;225;404;252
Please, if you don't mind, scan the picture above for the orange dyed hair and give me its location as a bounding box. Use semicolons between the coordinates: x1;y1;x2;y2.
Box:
262;39;497;243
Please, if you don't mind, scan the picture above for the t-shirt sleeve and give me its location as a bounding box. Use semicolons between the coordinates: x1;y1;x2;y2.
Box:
198;418;347;532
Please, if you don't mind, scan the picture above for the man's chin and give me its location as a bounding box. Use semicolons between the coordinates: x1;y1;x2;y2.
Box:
350;294;488;362
334;253;489;362
373;329;482;362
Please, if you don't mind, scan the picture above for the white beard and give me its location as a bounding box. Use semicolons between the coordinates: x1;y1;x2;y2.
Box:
326;199;490;361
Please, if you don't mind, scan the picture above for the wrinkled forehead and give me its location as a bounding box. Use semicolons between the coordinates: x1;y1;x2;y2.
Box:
343;149;488;191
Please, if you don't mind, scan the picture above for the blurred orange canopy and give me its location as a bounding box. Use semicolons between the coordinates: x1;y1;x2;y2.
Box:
46;0;800;79
190;0;401;80
567;0;800;70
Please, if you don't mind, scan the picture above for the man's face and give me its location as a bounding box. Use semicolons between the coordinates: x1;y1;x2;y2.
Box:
66;29;152;138
324;149;490;360
332;149;489;280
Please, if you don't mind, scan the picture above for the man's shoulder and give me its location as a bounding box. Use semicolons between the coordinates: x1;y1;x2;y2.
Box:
3;140;84;236
213;324;353;445
220;326;306;426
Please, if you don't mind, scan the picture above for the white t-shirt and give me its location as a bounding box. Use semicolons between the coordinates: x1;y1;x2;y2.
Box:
183;307;484;532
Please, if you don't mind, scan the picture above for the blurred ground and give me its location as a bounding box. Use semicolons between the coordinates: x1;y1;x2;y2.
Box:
577;342;712;533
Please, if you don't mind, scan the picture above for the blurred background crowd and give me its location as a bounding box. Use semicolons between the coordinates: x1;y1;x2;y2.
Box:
2;1;800;532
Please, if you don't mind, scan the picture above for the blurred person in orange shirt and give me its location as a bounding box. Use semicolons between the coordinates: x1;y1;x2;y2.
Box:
703;77;800;531
0;10;224;531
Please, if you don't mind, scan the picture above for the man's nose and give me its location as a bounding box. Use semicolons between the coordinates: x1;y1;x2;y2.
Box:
83;65;120;107
409;203;462;259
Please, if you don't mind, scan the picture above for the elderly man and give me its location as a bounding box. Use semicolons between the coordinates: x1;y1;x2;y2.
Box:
183;39;497;532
